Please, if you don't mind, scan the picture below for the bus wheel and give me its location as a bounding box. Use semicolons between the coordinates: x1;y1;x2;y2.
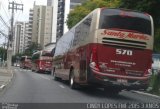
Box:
69;72;78;89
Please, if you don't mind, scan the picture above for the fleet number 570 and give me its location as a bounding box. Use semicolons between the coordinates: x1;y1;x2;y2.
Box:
116;49;133;56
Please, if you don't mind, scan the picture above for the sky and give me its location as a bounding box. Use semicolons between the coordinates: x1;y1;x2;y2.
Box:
0;0;47;45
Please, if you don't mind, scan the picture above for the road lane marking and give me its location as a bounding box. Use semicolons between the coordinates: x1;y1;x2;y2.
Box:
0;85;5;89
132;91;160;99
59;85;65;88
37;75;51;80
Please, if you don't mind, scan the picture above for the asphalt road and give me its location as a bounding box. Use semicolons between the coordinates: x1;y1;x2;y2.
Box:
0;67;160;103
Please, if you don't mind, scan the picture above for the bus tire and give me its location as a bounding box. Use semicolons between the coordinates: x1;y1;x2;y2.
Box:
69;71;78;89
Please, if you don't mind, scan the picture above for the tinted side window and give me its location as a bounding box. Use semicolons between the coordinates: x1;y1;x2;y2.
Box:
73;15;92;46
54;31;74;56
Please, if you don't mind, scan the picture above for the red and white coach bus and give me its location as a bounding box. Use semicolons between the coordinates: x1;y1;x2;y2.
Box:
20;56;32;69
52;8;154;93
31;50;52;73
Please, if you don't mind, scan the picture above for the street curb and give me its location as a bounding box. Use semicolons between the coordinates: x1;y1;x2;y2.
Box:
132;91;160;99
0;69;14;91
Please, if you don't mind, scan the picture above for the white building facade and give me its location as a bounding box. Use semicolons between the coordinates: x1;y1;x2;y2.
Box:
32;5;53;49
13;22;25;55
28;9;33;48
13;21;32;55
24;22;32;50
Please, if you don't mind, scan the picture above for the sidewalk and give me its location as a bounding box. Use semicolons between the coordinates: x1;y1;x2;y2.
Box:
0;67;13;90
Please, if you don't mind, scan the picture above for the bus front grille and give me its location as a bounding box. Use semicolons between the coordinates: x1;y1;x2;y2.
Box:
102;38;147;49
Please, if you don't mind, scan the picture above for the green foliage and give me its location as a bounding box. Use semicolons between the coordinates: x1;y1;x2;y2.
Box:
67;6;90;29
12;53;24;63
154;28;160;53
82;0;120;10
0;47;7;61
24;42;42;56
67;0;121;29
149;73;160;95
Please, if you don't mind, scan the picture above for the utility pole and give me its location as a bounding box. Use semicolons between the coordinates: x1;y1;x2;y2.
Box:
7;1;23;69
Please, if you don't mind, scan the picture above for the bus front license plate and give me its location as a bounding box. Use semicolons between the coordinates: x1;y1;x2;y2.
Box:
117;79;128;84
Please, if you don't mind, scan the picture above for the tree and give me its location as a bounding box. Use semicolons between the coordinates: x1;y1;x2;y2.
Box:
24;42;42;56
67;0;120;29
0;47;7;62
12;53;24;64
67;6;90;29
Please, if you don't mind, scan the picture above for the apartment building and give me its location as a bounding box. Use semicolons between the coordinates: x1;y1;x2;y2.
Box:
47;0;52;6
13;22;25;55
28;9;33;48
32;5;53;49
24;22;32;50
13;20;33;55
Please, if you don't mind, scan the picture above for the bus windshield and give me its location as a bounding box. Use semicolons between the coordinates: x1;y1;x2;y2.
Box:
42;51;52;57
99;9;151;35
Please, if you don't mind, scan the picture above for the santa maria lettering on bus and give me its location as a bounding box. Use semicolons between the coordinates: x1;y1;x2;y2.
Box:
101;29;149;40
